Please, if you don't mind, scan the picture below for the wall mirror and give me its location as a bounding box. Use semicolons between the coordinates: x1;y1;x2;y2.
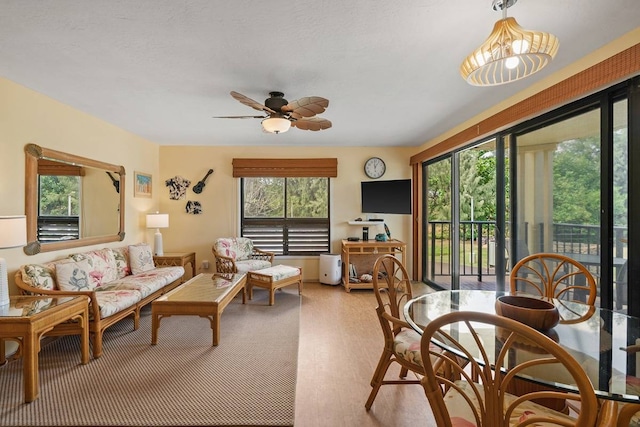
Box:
24;143;125;255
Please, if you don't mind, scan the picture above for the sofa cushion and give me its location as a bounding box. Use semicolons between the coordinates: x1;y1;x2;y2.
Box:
93;289;142;319
19;261;60;291
129;244;155;274
103;266;184;298
214;237;254;261
55;259;92;291
69;248;118;288
111;246;131;279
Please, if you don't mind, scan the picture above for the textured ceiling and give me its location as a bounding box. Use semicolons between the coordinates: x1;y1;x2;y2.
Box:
0;1;638;147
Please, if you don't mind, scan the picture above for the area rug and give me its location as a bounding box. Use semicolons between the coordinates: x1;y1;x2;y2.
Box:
0;287;300;426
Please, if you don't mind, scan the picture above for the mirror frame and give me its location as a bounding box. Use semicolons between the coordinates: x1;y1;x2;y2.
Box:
24;143;126;255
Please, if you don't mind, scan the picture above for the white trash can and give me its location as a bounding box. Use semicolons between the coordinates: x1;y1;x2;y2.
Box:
319;253;341;285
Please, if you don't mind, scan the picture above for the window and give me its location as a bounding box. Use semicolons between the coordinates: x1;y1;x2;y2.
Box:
241;177;330;255
38;174;81;242
37;159;84;242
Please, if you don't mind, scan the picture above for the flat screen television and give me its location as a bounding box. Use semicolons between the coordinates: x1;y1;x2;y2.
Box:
361;179;412;215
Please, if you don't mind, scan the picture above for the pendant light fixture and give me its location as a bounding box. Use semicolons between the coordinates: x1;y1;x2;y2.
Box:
461;0;559;86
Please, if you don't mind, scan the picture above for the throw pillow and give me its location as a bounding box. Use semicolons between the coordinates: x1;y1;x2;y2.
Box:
129;244;155;274
56;259;92;291
20;263;57;290
112;246;131;279
69;248;118;287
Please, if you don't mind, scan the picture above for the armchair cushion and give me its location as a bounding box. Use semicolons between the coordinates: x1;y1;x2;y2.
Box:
235;259;272;274
213;237;274;274
214;237;254;261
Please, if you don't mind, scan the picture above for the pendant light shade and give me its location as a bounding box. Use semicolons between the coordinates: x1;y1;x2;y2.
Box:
461;1;559;86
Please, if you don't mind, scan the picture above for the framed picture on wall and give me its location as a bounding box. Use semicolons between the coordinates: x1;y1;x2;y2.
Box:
134;171;152;198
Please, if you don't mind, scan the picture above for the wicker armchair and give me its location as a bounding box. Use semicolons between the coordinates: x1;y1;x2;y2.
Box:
421;311;601;426
212;237;274;274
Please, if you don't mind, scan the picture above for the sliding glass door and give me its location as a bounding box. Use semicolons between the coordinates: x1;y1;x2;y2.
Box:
424;156;453;289
423;138;503;291
421;77;638;313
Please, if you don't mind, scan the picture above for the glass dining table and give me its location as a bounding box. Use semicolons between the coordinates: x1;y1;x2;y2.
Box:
403;289;640;404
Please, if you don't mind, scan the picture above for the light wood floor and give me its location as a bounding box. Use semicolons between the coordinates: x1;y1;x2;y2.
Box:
294;281;437;426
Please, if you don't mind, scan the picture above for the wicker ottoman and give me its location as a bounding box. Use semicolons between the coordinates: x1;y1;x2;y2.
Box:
247;265;302;306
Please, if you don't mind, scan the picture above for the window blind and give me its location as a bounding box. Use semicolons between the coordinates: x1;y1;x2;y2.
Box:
232;158;338;178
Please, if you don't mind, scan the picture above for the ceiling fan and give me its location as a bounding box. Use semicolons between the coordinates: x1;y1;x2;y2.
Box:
213;91;332;134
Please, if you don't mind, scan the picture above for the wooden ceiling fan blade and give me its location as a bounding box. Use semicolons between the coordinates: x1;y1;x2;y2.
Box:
291;117;332;131
230;91;276;114
212;115;265;119
282;96;329;118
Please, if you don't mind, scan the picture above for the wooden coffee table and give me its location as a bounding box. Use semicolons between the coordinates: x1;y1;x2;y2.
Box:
0;295;90;403
151;273;246;346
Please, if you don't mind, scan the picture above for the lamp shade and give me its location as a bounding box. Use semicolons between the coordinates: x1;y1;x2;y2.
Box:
0;215;27;249
461;13;559;86
261;117;291;134
146;213;169;229
0;215;26;307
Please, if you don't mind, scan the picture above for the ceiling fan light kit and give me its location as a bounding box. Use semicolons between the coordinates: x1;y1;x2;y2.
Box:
461;0;559;86
262;116;291;134
214;90;332;133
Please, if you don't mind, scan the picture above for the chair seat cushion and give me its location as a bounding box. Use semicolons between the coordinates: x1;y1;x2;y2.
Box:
235;259;271;273
444;380;576;426
393;328;423;367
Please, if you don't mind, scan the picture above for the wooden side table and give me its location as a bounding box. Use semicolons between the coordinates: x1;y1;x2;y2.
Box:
154;252;196;281
0;295;90;403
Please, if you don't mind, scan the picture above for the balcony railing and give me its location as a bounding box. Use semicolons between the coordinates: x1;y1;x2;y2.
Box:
427;220;627;282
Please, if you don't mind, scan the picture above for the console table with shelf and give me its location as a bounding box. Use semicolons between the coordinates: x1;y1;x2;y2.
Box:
340;239;406;292
346;220;385;241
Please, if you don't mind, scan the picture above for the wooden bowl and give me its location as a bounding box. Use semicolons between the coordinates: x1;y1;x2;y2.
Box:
495;295;560;331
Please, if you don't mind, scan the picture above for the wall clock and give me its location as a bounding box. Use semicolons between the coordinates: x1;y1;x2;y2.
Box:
364;157;386;179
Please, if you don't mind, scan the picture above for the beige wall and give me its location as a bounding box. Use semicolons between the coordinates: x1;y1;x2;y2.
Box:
0;77;161;293
158;146;414;279
0;74;415;289
3;28;637;289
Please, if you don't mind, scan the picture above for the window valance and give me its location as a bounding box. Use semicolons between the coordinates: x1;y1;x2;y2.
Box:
232;158;338;178
38;159;84;176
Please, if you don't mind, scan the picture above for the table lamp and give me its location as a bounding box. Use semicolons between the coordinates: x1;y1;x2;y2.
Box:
146;212;169;256
0;215;27;307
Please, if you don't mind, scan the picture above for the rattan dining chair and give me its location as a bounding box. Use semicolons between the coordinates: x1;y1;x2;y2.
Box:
420;311;602;426
365;254;447;410
510;253;597;307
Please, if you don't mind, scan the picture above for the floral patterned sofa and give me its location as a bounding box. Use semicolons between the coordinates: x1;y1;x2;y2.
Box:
212;237;274;274
14;244;184;358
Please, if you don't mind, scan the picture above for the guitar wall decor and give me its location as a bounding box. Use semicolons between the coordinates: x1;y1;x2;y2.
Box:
193;169;214;194
106;172;120;193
